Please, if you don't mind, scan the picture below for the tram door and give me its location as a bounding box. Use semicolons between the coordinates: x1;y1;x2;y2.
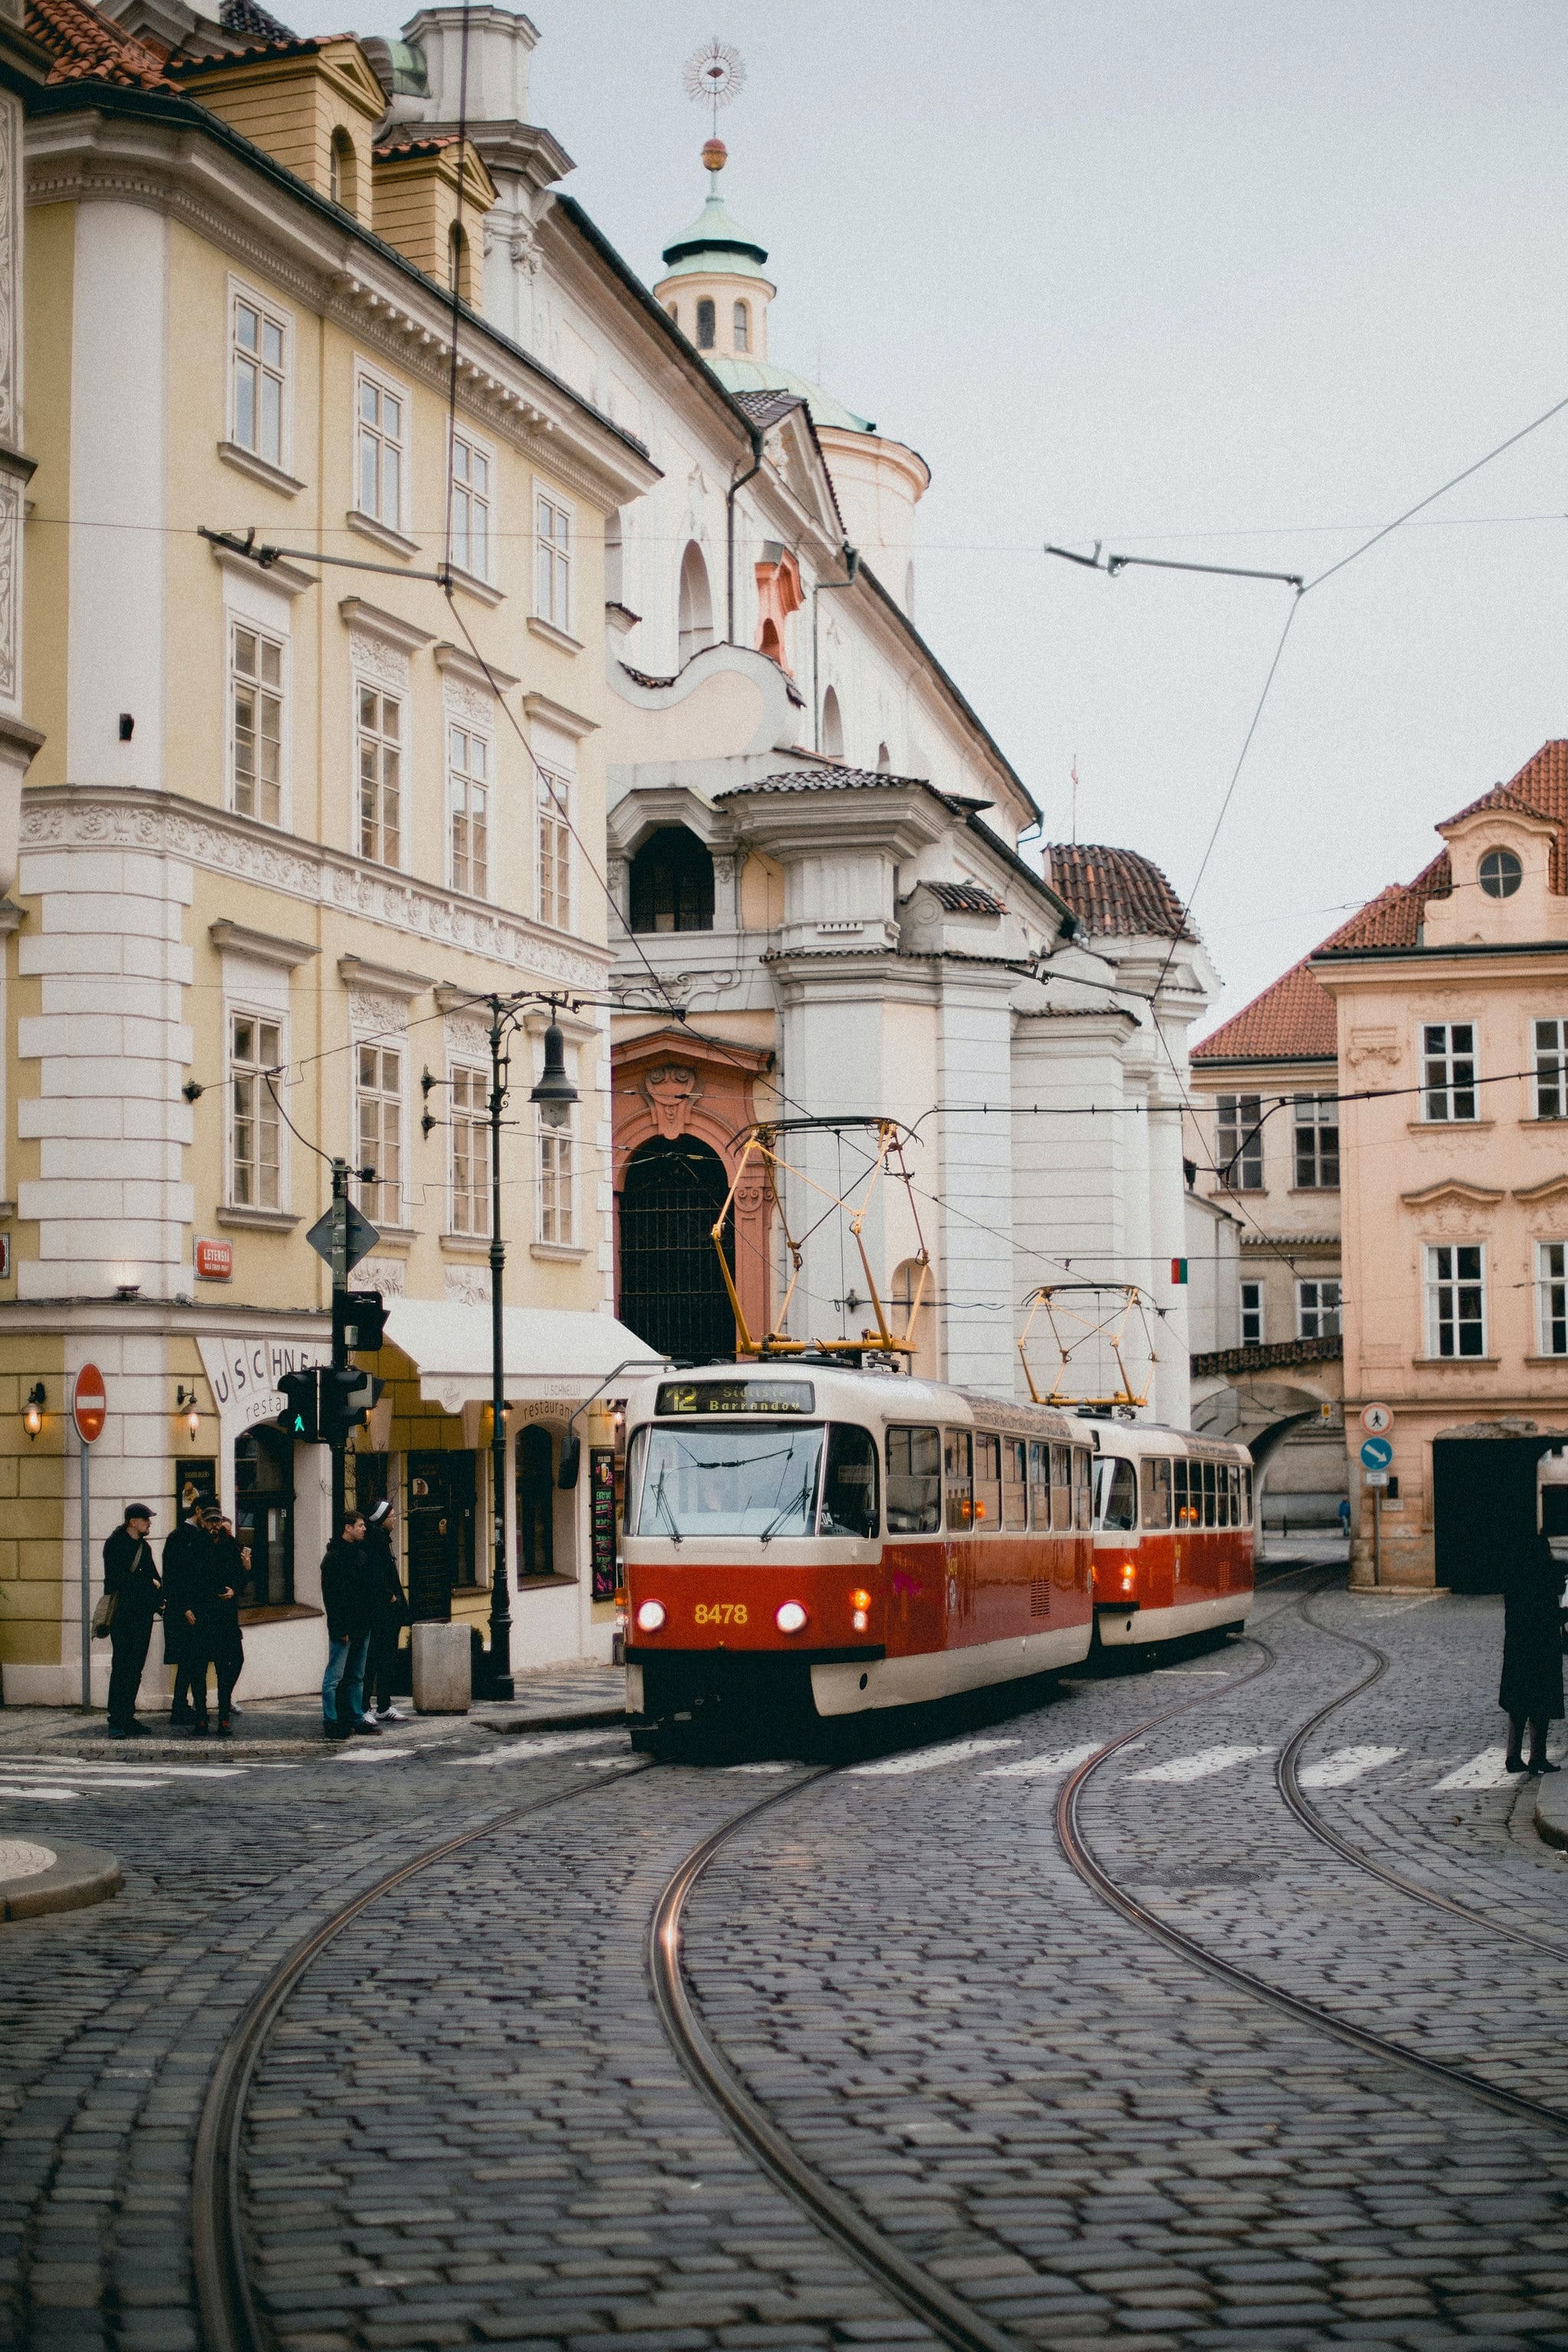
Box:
407;1451;477;1619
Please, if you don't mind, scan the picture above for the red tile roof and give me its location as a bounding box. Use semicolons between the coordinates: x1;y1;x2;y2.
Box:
1046;843;1193;942
1192;956;1337;1063
27;0;178;87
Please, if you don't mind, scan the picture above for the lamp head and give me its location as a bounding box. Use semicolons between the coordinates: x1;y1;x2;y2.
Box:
530;1019;578;1131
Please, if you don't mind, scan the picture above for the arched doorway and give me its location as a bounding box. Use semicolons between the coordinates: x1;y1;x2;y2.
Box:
619;1135;736;1364
678;541;714;666
516;1423;554;1581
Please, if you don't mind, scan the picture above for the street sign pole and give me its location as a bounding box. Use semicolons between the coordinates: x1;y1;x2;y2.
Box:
331;1158;349;1533
1374;1485;1381;1589
79;1428;91;1708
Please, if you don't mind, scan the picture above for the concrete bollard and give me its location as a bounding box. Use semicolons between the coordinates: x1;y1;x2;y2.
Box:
411;1622;472;1714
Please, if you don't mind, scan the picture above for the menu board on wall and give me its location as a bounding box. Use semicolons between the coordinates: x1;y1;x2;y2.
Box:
590;1446;618;1602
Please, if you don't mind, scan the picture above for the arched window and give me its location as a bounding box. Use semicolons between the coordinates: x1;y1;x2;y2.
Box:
329;128;356;214
695;297;717;350
665;302;678;323
448;221;468;298
758;617;782;665
904;559;916;618
677;541;714;665
876;741;891;774
515;1423;554;1581
821;684;844;760
629;826;714;933
733;300;750;352
619;1135;736;1364
604;508;624;607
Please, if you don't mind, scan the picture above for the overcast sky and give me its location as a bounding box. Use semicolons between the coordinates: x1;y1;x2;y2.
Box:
293;0;1568;1031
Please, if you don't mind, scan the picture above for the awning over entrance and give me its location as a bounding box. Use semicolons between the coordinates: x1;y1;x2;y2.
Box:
384;1301;665;1411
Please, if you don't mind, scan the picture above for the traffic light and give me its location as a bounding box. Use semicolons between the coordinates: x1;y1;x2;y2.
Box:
341;1289;387;1353
277;1367;323;1442
319;1364;384;1444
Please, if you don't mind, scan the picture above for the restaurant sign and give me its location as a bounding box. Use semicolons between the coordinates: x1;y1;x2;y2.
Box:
197;1333;332;1435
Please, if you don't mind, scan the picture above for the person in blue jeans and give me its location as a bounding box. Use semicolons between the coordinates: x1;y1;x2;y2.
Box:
318;1509;380;1741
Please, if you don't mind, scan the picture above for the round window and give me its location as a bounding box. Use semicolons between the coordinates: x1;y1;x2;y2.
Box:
1478;847;1522;899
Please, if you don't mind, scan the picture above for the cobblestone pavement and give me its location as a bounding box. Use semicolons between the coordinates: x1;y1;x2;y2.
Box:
3;1572;1567;2350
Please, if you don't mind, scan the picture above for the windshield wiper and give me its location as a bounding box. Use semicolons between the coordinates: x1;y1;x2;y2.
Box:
759;1475;813;1546
651;1467;683;1546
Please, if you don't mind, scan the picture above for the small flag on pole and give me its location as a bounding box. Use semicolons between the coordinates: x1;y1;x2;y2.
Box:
1170;1257;1187;1285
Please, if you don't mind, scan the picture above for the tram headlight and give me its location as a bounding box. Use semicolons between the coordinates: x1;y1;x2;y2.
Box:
635;1599;667;1632
852;1612;869;1632
775;1600;808;1635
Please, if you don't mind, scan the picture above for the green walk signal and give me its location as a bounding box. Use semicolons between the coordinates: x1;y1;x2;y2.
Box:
277;1367;325;1443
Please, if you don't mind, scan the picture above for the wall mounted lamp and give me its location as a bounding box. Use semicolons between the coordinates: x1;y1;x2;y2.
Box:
23;1382;45;1439
175;1384;201;1441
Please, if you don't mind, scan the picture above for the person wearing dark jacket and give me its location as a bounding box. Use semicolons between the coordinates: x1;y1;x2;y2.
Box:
162;1511;214;1726
362;1498;408;1723
165;1513;228;1736
103;1504;162;1738
1501;1534;1565;1775
205;1511;247;1736
320;1511;379;1740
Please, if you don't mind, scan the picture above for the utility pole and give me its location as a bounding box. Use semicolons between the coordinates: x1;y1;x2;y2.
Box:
487;998;514;1700
330;1157;349;1532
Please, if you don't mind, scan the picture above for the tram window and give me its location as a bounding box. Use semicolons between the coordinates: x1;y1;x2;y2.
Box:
1201;1459;1217;1527
973;1433;1002;1530
821;1424;879;1539
1096;1456;1138;1532
1242;1466;1253;1525
1002;1438;1027;1530
1228;1462;1242;1526
1074;1447;1093;1530
1141;1457;1173;1530
1173;1458;1189;1527
1050;1442;1072;1532
1028;1439;1050;1529
887;1424;941;1534
944;1429;973;1532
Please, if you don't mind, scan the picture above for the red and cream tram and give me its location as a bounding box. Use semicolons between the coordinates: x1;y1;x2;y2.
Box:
1089;1419;1256;1648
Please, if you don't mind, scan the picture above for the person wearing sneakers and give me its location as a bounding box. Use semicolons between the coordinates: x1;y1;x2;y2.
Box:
362;1497;409;1725
319;1509;379;1740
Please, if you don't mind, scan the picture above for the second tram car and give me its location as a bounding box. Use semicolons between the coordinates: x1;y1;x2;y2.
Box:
1089;1418;1256;1647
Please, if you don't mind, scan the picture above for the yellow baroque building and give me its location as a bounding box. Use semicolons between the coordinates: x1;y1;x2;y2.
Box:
1;4;662;1704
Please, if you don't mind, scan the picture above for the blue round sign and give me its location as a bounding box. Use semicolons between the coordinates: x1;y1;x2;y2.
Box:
1360;1436;1393;1472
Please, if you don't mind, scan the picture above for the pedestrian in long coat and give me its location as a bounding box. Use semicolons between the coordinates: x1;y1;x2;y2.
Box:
206;1511;247;1736
162;1509;212;1726
102;1504;162;1738
361;1498;408;1723
1501;1532;1565;1776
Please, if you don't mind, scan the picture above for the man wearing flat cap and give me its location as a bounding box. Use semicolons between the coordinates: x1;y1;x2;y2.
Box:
102;1503;162;1738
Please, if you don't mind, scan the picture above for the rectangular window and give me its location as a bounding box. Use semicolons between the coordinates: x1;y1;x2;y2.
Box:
886;1425;942;1534
1240;1279;1263;1345
537;770;571;930
1140;1456;1173;1530
230;622;283;825
1027;1439;1050;1531
943;1428;972;1534
1001;1437;1027;1530
229;1012;281;1209
1216;1093;1263;1190
1050;1442;1073;1533
972;1433;1001;1530
356;1043;403;1226
1202;1459;1217;1529
448;722;489;898
1538;1242;1568;1357
535;493;572;630
1536;1020;1566;1120
232;292;286;466
449;1065;490;1237
538;1118;575;1246
1426;1243;1486;1358
1074;1446;1093;1530
1174;1456;1192;1527
357;684;402;867
1423;1022;1478;1122
450;434;492;580
1297;1279;1342;1340
357;373;404;528
1292;1093;1339;1188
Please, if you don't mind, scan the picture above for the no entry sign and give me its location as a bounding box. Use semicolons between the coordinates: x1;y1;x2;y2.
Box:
72;1363;107;1445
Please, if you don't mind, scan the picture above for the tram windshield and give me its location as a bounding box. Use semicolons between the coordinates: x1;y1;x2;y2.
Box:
1094;1455;1138;1532
627;1422;880;1541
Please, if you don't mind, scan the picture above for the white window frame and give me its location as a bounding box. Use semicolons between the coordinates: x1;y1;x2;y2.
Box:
1538;1241;1568;1358
1292;1093;1339;1189
226;1005;286;1211
354;361;409;533
537;1102;577;1247
1534;1019;1566;1120
227;616;287;828
1215;1093;1264;1191
229;279;291;471
536;766;573;932
1240;1279;1263;1346
1296;1278;1341;1341
1425;1242;1488;1359
354;1037;406;1229
447;718;491;900
448;1061;491;1238
1422;1021;1478;1122
355;677;404;870
535;492;573;632
449;428;494;583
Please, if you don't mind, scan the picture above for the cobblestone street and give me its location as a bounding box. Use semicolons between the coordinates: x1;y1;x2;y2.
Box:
4;1570;1567;2352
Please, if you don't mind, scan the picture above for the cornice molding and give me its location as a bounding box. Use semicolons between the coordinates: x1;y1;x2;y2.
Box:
338;596;436;655
210;917;318;968
434;641;519;696
21;787;610;989
337;952;432;1000
1400;1178;1505;1208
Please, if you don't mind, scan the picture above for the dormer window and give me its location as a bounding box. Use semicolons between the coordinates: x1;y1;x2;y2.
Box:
695;299;717;350
733;300;750;352
329;128;356;214
1478;846;1522;898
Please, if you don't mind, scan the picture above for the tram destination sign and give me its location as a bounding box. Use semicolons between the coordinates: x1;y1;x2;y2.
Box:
656;1379;815;1416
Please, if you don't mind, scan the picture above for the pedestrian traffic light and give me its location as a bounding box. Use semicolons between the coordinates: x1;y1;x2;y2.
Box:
319;1364;384;1444
342;1289;387;1353
277;1367;323;1442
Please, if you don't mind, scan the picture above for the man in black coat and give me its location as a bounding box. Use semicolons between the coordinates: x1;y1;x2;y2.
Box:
362;1498;408;1724
103;1504;162;1738
204;1510;247;1736
165;1511;228;1736
162;1508;213;1726
320;1509;379;1740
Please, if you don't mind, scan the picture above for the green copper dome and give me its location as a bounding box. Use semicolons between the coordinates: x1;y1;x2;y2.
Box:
660;185;772;284
707;355;875;436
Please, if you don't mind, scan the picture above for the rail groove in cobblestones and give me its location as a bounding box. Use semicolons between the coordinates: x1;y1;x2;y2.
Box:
190;1762;652;2352
1279;1589;1568;1960
1057;1628;1568;2136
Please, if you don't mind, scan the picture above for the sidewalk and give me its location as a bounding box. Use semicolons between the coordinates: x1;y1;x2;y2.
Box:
1259;1534;1350;1570
0;1659;626;1759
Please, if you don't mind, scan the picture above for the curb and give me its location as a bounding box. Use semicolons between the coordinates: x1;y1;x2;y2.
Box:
0;1703;629;1766
0;1840;122;1922
1534;1775;1568;1852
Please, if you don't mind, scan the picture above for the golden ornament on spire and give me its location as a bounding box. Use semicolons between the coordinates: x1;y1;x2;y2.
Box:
701;136;728;174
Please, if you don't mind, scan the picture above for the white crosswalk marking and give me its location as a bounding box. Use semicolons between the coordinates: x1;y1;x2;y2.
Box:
722;1762;793;1774
982;1743;1102;1780
1433;1748;1518;1791
462;1730;625;1766
849;1736;1020;1777
0;1761;245;1782
1297;1744;1404;1788
0;1784;80;1802
1129;1744;1272;1783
